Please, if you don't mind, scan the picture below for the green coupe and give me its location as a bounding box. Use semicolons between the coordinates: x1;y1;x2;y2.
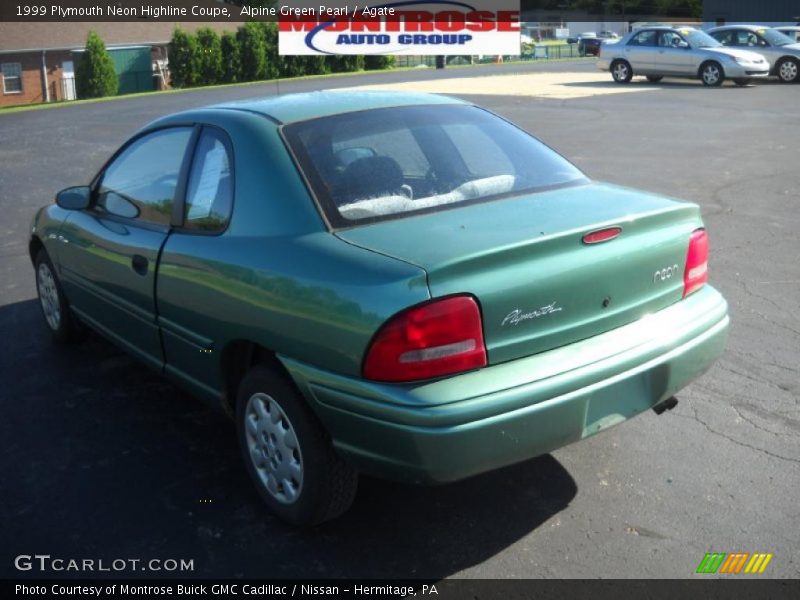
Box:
30;91;729;525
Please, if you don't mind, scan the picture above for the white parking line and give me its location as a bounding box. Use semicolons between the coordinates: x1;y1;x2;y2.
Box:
338;71;660;99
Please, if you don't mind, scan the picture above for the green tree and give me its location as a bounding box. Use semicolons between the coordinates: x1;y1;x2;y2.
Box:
196;28;223;85
220;32;241;83
169;28;199;88
75;31;118;99
238;22;266;81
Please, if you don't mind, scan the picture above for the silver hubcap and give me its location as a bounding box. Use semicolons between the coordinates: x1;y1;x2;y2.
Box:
244;393;303;504
37;263;61;331
613;63;628;80
779;61;797;81
703;65;720;85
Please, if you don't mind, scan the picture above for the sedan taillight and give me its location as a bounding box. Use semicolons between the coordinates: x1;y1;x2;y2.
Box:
363;295;487;382
684;228;709;297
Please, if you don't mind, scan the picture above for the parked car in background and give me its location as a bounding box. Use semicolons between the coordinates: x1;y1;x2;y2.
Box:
774;26;800;43
578;35;604;56
567;31;596;44
31;91;729;525
597;26;770;86
707;25;800;83
599;31;621;40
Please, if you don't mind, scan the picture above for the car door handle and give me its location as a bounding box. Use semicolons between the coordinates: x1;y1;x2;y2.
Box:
131;254;149;276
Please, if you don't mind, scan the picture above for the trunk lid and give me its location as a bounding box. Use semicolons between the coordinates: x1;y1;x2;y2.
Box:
337;182;703;365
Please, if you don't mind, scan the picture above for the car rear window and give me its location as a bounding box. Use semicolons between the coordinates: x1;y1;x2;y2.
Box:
282;104;588;228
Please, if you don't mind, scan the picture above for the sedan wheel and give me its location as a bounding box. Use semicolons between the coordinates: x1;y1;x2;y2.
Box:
611;60;632;84
701;62;724;86
236;364;358;525
35;249;80;343
245;392;304;504
776;58;799;83
37;262;61;332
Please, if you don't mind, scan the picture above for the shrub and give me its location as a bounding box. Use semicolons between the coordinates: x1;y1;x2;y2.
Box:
238;22;266;81
364;55;395;70
261;22;280;80
169;28;199;88
196;28;223;85
326;55;365;73
220;32;241;83
75;31;118;99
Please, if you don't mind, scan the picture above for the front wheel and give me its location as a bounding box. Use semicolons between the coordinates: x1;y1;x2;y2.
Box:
776;57;799;83
611;60;632;83
35;249;80;344
733;78;749;86
646;75;663;82
236;364;358;526
700;61;724;86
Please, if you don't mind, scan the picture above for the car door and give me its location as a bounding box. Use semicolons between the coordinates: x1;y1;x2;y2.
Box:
655;31;695;75
623;30;658;72
155;126;235;399
57;126;195;370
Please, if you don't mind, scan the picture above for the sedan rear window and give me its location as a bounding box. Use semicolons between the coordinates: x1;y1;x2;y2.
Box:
283;104;588;228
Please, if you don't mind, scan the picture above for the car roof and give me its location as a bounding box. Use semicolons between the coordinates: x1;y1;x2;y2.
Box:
210;90;466;124
709;24;775;31
631;26;698;33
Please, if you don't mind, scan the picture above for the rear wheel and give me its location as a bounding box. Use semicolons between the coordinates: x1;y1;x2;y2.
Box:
733;78;749;86
646;75;663;82
611;60;632;83
700;61;724;86
776;57;799;83
236;364;358;525
35;249;80;344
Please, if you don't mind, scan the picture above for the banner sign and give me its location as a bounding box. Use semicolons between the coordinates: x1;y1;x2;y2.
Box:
277;1;521;56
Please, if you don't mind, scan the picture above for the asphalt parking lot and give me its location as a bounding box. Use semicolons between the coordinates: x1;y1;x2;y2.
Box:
1;60;798;579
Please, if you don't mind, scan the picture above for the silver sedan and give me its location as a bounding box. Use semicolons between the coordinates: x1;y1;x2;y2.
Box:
775;26;800;44
597;26;770;86
708;25;800;83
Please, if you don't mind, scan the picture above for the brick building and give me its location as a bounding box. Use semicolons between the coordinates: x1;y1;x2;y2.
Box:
0;22;237;107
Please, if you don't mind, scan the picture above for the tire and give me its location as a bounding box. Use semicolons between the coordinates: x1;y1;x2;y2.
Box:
35;249;80;344
733;78;749;86
776;57;799;83
700;61;724;86
236;364;358;526
611;60;632;83
646;75;663;82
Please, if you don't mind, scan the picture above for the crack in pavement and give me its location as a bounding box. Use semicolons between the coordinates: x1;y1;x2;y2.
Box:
674;404;800;465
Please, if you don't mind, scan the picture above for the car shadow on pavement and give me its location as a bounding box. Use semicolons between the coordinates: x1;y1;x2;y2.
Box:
0;298;577;579
562;78;764;89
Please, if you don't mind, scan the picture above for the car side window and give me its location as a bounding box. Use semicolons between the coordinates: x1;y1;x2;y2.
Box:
658;32;683;47
712;31;733;45
97;128;193;225
628;31;657;46
183;128;233;232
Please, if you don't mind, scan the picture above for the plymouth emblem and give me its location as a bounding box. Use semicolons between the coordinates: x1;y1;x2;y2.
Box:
502;302;563;327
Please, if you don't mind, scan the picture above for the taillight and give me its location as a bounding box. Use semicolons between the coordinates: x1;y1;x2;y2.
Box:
363;295;487;382
684;228;709;297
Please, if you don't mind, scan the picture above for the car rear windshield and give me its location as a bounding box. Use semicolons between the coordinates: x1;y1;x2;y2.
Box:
282;104;588;228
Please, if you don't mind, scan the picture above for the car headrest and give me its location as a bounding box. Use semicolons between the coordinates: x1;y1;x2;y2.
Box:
339;156;404;203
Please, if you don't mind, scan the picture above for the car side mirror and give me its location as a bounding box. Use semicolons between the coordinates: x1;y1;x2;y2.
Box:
677;41;689;49
55;186;91;210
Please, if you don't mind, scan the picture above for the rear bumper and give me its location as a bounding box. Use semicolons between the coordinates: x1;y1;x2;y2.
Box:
281;286;729;484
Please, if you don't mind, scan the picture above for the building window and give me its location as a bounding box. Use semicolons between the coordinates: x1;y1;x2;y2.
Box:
2;63;23;94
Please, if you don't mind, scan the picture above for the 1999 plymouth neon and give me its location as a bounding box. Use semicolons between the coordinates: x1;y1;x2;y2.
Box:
30;91;729;524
